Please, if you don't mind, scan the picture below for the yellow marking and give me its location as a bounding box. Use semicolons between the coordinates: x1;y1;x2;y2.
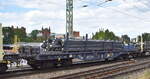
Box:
0;60;8;64
12;35;20;53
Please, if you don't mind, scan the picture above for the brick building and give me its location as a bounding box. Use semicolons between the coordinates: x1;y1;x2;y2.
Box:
37;27;51;40
73;31;80;37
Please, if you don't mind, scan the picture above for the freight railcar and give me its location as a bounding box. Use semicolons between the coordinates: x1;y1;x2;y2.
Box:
1;39;150;72
19;38;126;69
0;45;20;73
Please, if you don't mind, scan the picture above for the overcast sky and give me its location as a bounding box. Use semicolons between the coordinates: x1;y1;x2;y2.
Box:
0;0;150;38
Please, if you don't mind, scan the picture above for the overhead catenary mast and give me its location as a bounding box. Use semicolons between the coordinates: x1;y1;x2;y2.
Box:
141;35;144;52
66;0;73;38
66;0;112;38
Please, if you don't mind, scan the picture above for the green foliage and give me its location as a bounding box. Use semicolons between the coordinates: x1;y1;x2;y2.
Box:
13;28;26;42
30;30;44;42
30;30;39;40
2;26;45;44
142;33;150;41
121;35;130;44
3;27;14;44
137;33;150;42
92;29;120;40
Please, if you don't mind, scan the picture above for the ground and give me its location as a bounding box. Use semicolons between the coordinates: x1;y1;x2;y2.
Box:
114;68;150;79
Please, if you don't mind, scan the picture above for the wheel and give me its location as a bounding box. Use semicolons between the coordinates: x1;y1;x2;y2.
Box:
0;63;8;73
28;64;40;69
145;52;150;56
62;59;72;66
28;61;55;69
40;62;55;68
118;57;124;61
27;61;40;69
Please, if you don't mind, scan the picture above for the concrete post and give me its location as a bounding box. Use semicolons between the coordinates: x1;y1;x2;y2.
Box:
0;23;4;61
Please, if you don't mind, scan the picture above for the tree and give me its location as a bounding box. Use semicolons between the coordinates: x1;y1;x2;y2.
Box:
137;33;150;42
3;26;28;44
92;29;120;40
30;30;39;40
142;33;150;41
3;27;14;44
104;29;109;40
121;35;130;44
13;28;26;42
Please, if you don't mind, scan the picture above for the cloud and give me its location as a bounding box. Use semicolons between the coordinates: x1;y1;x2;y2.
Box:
9;0;66;11
0;0;150;38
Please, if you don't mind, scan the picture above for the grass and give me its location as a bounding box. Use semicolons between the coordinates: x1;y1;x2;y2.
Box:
138;69;150;79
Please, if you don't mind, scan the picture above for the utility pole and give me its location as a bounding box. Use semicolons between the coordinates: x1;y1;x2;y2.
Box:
66;0;73;38
141;35;144;52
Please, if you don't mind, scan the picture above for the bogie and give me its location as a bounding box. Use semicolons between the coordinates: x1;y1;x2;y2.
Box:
0;63;8;73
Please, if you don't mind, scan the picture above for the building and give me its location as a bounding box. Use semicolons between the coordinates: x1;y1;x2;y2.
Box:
50;31;80;39
55;34;65;39
41;27;51;40
73;31;80;37
50;33;65;39
37;26;51;40
37;27;79;40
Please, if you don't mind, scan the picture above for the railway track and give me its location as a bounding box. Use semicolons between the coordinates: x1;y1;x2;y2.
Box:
1;57;150;79
52;58;150;79
0;60;124;79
